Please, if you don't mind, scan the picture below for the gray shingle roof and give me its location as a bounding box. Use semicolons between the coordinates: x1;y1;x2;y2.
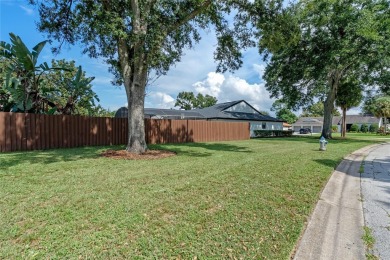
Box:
115;100;282;122
293;115;381;126
144;108;204;119
193;100;282;122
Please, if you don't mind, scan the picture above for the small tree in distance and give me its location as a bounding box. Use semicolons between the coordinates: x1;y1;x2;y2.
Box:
175;91;217;110
335;78;363;138
271;100;298;124
372;96;390;135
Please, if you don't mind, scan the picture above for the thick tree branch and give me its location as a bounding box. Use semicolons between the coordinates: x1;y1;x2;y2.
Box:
166;0;212;35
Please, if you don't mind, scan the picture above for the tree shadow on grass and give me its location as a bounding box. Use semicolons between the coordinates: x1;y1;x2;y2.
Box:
151;142;253;158
313;159;340;169
0;146;122;171
0;142;253;170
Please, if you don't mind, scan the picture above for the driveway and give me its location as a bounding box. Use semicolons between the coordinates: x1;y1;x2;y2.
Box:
361;143;390;259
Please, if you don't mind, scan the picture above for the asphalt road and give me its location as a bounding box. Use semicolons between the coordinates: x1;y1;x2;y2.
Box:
361;143;390;260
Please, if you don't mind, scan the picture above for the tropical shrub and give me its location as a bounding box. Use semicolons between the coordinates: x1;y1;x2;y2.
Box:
369;123;379;133
350;124;359;132
254;130;294;138
360;123;368;133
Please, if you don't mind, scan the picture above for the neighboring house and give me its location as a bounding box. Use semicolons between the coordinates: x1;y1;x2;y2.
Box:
334;115;382;132
115;100;283;137
283;122;292;131
292;115;382;133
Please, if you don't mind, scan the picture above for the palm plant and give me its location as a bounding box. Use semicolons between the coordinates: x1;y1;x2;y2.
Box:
373;96;390;134
0;33;56;112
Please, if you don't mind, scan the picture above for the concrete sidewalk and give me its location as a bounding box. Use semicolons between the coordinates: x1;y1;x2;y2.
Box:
293;144;380;260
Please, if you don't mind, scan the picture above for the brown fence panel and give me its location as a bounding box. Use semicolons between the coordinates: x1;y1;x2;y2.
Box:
0;113;5;152
0;113;250;152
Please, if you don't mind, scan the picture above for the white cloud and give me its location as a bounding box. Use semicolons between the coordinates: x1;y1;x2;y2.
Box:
192;72;275;112
193;72;224;97
252;63;266;79
19;5;34;15
145;92;175;109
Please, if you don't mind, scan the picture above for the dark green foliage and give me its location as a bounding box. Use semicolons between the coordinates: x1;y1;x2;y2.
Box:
336;78;363;137
336;79;363;112
253;130;293;138
175;91;217;110
332;125;338;133
369;123;379;133
0;33;101;115
1;33;52;112
47;59;97;115
301;102;340;117
350;124;359;132
360;124;369;133
257;0;390;138
271;100;298;124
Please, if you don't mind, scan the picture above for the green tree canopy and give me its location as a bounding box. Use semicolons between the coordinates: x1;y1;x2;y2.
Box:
175;91;217;110
31;0;258;153
257;0;390;138
46;59;98;115
270;100;297;124
372;96;390;134
300;101;340;117
335;78;363;137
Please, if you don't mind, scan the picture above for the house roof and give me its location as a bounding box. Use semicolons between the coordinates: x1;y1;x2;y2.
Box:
293;115;381;126
293;117;340;126
115;100;282;122
144;108;204;119
193;100;283;122
338;115;380;124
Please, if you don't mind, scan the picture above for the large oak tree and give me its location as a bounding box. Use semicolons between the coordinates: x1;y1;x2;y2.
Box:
257;0;390;138
30;0;257;153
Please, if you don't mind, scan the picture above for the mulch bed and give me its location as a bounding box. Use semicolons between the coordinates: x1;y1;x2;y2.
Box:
101;149;176;160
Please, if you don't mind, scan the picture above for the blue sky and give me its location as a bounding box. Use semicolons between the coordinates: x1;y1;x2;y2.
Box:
1;1;276;113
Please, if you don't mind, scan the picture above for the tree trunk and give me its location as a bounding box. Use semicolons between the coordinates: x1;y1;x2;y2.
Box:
118;38;148;154
342;107;346;138
126;81;147;153
322;72;339;138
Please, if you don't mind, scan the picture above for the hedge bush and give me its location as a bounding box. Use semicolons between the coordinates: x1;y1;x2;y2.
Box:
253;130;294;138
332;125;338;132
350;124;359;132
360;123;368;133
369;123;379;133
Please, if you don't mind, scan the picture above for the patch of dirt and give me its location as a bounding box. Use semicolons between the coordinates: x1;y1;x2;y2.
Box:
101;149;176;160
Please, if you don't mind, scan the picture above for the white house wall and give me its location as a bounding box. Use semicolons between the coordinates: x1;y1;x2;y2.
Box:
208;119;283;137
249;121;283;137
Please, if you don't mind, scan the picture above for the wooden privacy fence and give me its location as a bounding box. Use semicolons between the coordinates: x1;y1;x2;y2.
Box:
0;112;250;152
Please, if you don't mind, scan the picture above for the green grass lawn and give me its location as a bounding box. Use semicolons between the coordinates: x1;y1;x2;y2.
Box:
0;137;384;259
334;132;390;141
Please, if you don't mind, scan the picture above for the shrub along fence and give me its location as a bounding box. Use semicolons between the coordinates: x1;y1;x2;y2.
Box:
0;112;250;152
253;130;294;138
